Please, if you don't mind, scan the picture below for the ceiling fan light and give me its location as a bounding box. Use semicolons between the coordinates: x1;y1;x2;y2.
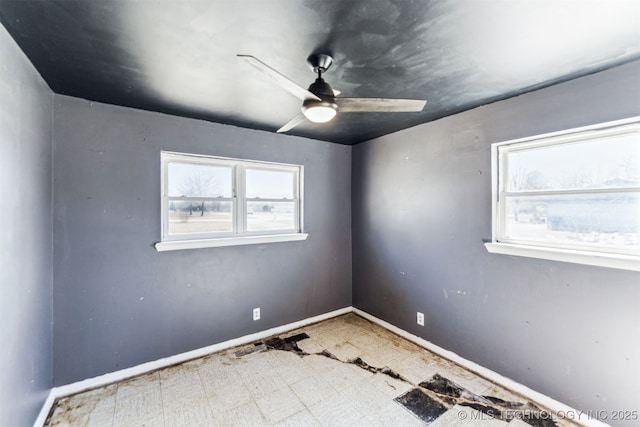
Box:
302;101;338;123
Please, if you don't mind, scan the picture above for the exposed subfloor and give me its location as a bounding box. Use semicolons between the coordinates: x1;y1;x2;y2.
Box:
45;314;579;427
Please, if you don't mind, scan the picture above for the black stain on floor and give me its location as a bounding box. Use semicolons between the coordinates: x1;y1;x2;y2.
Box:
394;388;448;423
264;333;310;355
350;356;411;383
245;331;410;384
235;333;311;357
416;374;558;427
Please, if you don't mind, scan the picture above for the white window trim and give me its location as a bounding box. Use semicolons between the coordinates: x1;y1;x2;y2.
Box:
156;233;308;252
485;117;640;272
484;243;640;272
156;151;307;251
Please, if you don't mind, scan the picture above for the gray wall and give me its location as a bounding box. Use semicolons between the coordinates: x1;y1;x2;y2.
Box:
0;25;54;425
352;61;640;420
52;96;352;385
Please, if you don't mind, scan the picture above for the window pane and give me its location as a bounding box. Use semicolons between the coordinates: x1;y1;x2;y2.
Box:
168;200;233;234
246;169;294;199
503;194;640;254
246;201;295;231
168;163;232;197
506;133;639;192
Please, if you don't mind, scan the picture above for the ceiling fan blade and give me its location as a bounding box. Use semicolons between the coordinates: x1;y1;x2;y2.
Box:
277;113;307;133
336;98;426;113
238;55;321;101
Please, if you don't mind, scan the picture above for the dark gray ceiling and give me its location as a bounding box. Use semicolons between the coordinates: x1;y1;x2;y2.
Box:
1;1;639;145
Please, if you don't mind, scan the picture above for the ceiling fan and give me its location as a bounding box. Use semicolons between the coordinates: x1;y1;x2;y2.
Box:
238;53;427;133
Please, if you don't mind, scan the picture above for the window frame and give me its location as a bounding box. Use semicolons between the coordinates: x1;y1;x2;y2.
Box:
243;163;301;235
485;117;640;272
156;151;307;251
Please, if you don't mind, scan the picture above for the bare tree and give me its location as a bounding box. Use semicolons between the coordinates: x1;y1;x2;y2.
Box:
180;172;220;216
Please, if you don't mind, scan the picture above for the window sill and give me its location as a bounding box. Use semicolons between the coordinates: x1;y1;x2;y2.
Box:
155;233;309;252
484;242;640;272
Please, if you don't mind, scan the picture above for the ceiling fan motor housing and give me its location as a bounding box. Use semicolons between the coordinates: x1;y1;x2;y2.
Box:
303;77;338;122
308;78;336;99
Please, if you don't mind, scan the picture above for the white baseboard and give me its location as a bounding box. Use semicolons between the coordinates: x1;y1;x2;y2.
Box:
35;306;605;427
33;306;351;427
353;308;609;427
33;390;57;427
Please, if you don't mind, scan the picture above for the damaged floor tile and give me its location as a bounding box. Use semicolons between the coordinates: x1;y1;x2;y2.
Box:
395;388;449;423
44;313;580;427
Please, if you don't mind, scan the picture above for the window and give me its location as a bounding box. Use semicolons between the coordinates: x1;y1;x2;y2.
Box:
156;152;307;251
485;117;640;271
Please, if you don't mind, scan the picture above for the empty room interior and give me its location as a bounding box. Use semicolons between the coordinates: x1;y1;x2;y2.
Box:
1;1;639;426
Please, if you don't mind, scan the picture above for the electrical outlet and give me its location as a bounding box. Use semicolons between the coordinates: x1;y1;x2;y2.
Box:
417;311;424;326
253;307;260;321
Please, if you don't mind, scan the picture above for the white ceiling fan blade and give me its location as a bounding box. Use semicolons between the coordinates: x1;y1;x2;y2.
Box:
336;98;426;112
238;55;321;101
277;113;307;133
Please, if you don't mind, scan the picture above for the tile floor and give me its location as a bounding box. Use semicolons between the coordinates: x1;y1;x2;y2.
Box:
45;314;579;427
